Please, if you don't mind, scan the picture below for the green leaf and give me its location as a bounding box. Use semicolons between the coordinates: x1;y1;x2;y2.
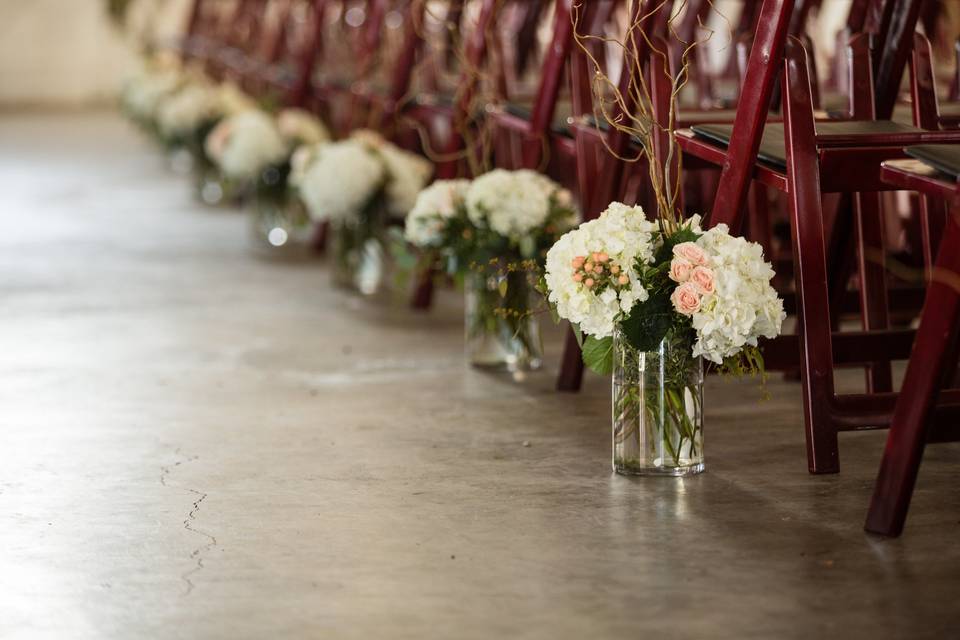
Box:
571;323;584;347
621;292;673;352
497;279;508;298
581;335;614;375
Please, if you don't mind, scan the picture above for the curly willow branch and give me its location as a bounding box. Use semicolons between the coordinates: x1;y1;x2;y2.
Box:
571;0;727;233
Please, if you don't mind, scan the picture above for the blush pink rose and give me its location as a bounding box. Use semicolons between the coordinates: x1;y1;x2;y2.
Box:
672;242;708;266
205;120;233;161
689;266;715;294
671;282;702;316
669;257;693;283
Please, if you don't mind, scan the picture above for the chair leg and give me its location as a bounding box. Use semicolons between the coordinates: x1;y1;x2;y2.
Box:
920;196;947;278
865;211;960;536
410;266;435;310
854;191;893;393
311;220;328;254
556;327;584;392
782;39;840;474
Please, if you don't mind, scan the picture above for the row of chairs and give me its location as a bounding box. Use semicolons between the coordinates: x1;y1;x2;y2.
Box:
166;0;960;537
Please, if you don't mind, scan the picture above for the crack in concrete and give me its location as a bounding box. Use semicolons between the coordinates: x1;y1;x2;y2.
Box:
160;448;217;596
181;488;217;596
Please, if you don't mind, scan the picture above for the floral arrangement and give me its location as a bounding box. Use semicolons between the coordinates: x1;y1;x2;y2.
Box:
156;82;224;144
545;205;784;372
294;131;431;223
544;203;784;473
405;170;578;369
121;65;184;130
276;108;330;148
204;109;288;183
406;170;577;271
292;139;387;222
291;133;431;292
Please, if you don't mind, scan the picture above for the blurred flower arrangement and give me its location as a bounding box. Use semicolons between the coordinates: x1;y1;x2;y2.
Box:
406;170;577;370
293;131;432;293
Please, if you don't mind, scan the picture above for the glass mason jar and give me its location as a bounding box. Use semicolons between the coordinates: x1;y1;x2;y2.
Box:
612;328;704;476
186;120;230;206
250;164;316;256
187;145;230;206
465;270;543;371
329;201;393;296
167;145;195;176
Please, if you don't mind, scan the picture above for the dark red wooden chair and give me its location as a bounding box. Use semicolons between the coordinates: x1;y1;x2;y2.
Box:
677;0;960;474
203;0;270;82
866;150;960;536
305;0;393;136
241;0;331;108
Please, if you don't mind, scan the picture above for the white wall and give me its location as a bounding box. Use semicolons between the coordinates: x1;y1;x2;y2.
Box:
0;0;191;107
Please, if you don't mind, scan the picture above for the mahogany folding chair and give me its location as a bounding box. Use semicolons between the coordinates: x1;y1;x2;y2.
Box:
203;0;270;82
554;0;859;391
240;0;331;108
865;150;960;536
175;0;212;61
677;0;960;474
486;0;580;179
305;0;393;136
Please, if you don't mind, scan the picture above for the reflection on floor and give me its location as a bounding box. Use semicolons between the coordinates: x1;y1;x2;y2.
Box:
0;112;958;639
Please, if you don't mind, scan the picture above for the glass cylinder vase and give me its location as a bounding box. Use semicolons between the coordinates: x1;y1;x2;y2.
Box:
612;328;704;476
250;165;315;256
465;270;542;371
329;204;393;297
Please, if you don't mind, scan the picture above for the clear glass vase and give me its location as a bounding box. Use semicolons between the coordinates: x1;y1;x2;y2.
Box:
612;328;704;476
329;203;393;296
249;165;315;256
465;270;543;371
191;154;229;206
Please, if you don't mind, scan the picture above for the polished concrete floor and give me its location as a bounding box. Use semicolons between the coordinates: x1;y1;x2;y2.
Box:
1;112;959;639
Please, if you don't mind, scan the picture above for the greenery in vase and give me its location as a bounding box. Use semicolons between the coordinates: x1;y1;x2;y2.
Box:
612;327;703;471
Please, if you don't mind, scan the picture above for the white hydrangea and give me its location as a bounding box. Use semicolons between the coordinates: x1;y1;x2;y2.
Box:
216;81;257;116
466;169;559;238
157;82;221;139
345;130;433;217
204;109;288;181
378;143;434;217
545;202;658;338
404;179;471;247
276;108;330;146
690;223;785;363
122;68;183;121
295;140;386;221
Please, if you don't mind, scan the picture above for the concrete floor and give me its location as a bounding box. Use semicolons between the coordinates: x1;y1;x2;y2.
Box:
1;111;958;639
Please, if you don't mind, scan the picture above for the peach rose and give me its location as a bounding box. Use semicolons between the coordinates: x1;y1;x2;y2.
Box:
205;120;233;161
671;282;702;316
690;266;715;294
672;241;708;266
669;257;693;283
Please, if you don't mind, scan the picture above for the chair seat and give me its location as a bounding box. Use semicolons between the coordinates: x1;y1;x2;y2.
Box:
502;102;573;137
691;120;926;171
905;144;960;179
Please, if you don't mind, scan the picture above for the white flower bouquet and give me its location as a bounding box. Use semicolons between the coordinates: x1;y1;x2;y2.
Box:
292;132;431;293
121;66;185;133
405;169;578;370
276;108;330;148
156;82;223;146
544;203;784;473
204;109;289;183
